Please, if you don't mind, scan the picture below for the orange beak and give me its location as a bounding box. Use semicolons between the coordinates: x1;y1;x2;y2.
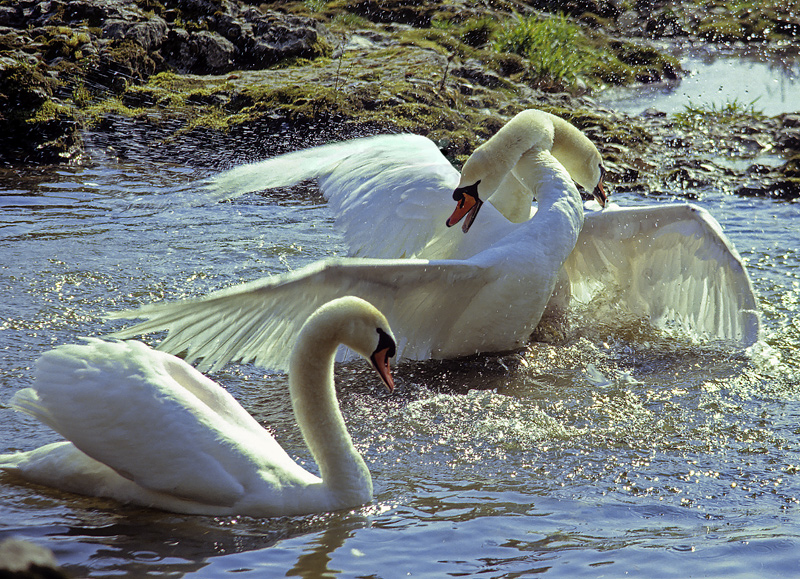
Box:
370;328;395;392
446;181;483;233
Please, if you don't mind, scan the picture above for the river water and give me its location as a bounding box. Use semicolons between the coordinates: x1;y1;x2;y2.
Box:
1;112;799;575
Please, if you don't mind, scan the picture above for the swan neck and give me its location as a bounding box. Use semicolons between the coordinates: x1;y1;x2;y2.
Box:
514;150;584;240
288;322;372;503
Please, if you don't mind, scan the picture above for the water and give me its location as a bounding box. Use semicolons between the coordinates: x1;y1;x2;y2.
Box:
1;146;799;577
600;47;800;116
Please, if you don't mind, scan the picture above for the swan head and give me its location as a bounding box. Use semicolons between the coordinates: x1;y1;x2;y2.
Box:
590;164;607;208
549;121;607;208
445;180;483;233
309;297;396;392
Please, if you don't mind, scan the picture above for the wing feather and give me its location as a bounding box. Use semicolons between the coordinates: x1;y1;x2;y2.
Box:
108;258;490;372
206;134;459;260
12;340;304;506
562;204;760;346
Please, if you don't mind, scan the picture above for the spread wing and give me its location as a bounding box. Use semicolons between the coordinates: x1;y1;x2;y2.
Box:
206;134;460;259
107;257;491;372
562;204;760;346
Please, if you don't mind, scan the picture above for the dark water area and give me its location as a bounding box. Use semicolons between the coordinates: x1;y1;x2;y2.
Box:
1;98;799;576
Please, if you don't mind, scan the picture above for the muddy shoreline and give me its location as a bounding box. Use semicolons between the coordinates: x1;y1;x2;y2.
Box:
1;0;798;199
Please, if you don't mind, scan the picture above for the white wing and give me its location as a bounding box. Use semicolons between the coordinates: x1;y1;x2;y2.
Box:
562;204;760;346
206;134;460;259
12;339;309;506
108;257;490;372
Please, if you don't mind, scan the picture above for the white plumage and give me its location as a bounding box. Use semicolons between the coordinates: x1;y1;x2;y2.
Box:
111;112;590;369
207;109;759;348
0;297;395;517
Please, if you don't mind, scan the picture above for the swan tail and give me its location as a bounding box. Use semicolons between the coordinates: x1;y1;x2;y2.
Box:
9;388;48;423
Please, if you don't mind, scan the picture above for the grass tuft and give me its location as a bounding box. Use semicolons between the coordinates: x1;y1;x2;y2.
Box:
674;98;765;129
492;13;590;89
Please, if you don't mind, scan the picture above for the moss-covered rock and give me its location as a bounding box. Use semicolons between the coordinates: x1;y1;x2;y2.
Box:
0;57;82;164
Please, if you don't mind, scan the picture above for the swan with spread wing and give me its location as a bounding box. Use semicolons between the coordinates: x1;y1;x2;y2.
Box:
206;108;760;347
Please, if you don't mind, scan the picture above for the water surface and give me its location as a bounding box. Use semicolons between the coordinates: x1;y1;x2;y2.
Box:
1;149;799;577
600;46;800;115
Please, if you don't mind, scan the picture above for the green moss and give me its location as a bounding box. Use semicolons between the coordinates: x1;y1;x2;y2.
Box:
28;99;73;123
661;0;799;42
541;105;650;146
83;97;141;126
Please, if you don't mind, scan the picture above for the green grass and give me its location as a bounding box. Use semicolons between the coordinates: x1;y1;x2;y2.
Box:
674;99;765;128
492;13;590;89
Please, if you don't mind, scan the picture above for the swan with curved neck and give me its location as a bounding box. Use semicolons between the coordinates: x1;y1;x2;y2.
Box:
1;296;396;517
195;109;759;350
205;108;605;261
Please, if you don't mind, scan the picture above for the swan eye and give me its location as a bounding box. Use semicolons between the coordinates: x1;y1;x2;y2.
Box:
452;180;481;202
375;328;396;358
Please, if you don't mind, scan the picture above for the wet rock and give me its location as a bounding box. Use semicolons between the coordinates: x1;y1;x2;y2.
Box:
0;538;70;578
344;0;439;27
736;179;800;200
746;163;773;175
163;28;236;74
781;114;800;128
103;17;169;51
527;0;621;20
453;59;504;88
643;9;685;38
779;155;800;178
641;107;666;117
664;166;710;189
0;0;336;164
775;129;800;152
0;57;82;164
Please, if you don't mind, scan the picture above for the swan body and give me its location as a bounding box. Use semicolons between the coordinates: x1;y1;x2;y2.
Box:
207;110;760;347
0;297;396;517
110;135;586;369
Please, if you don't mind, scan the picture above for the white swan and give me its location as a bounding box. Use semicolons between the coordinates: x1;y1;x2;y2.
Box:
0;297;396;517
207;110;760;346
207;109;606;259
109;119;588;368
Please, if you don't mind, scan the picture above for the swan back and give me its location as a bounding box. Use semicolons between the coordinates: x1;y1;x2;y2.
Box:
9;339;309;510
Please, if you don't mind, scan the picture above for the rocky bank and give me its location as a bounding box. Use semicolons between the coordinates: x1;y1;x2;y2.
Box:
1;0;798;199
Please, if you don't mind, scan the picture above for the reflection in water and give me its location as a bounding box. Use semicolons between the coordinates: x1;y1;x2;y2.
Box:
287;524;352;578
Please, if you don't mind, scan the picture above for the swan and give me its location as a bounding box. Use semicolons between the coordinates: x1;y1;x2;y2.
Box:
108;120;588;368
206;110;760;346
206;109;607;259
0;296;396;517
